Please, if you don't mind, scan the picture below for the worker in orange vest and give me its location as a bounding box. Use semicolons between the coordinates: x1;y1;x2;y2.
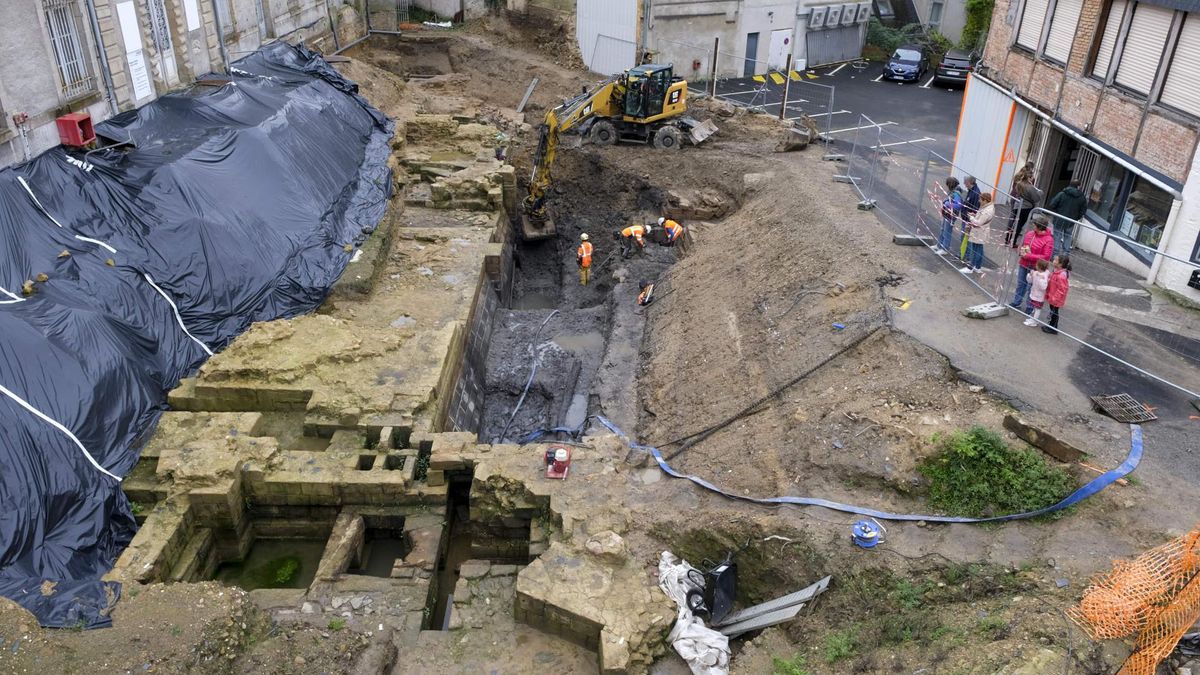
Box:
615;223;651;257
658;217;684;245
576;233;593;286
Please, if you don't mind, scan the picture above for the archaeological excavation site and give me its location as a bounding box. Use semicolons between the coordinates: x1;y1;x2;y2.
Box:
2;8;1197;675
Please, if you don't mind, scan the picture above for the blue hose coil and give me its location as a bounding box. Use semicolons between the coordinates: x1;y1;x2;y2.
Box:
589;416;1142;524
852;519;885;548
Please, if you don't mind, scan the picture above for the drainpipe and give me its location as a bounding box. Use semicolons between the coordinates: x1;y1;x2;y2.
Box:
640;0;652;63
83;0;120;117
210;0;232;73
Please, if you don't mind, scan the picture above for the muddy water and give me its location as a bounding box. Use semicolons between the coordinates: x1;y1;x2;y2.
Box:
216;539;326;590
551;331;605;354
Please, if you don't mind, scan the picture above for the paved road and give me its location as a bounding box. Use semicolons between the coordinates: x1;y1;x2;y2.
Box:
711;61;964;160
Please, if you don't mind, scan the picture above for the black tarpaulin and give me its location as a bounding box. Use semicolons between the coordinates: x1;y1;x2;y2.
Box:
0;42;392;628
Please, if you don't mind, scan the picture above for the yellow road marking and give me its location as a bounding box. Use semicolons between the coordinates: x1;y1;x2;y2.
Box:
769;72;785;84
789;70;803;80
806;72;819;79
752;75;766;83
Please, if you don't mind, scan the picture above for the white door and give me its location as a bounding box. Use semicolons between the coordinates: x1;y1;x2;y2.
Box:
768;29;794;70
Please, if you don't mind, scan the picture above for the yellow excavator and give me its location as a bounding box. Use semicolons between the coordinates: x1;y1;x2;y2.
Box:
521;63;716;239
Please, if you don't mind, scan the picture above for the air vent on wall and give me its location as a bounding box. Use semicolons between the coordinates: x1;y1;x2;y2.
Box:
826;5;843;26
809;6;828;29
856;2;871;22
841;3;858;25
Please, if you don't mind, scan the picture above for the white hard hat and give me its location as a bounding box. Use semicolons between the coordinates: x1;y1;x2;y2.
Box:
657;217;665;226
580;233;589;241
645;224;653;232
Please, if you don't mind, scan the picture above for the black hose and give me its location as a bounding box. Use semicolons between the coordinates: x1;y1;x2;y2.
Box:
663;323;887;461
498;309;559;443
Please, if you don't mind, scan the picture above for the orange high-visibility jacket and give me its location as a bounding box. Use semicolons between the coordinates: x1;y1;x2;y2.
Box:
621;224;647;244
663;219;683;242
577;241;593;267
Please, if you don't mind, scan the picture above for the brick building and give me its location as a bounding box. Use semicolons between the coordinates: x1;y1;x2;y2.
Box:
952;0;1200;301
0;0;362;168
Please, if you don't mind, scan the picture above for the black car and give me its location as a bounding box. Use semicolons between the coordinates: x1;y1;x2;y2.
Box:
934;49;978;87
882;45;928;83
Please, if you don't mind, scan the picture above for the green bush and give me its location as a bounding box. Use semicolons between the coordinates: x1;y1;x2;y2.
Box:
772;653;810;675
961;0;995;51
918;427;1074;518
866;19;955;63
824;628;858;663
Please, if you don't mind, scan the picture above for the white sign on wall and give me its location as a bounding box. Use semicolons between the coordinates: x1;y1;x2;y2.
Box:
117;1;154;101
184;0;201;31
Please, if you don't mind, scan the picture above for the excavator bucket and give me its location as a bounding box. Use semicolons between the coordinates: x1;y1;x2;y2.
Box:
679;117;718;145
520;211;556;241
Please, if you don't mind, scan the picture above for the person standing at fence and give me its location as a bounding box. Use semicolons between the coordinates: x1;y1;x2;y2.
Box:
1023;259;1052;326
1009;168;1044;248
1048;180;1087;253
1042;255;1071;335
960;193;994;274
960;176;982;258
936;177;964;256
1010;215;1055;311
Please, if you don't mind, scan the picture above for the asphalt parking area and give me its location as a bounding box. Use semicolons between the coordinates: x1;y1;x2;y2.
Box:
711;60;964;159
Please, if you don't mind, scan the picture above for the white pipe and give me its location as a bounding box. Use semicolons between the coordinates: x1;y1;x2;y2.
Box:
972;73;1184;200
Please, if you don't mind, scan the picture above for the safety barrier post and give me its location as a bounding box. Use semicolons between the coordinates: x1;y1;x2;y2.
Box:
779;54;792;121
916;150;931;233
710;37;719;98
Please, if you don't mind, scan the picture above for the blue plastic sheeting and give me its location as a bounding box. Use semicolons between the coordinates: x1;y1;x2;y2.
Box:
0;43;392;628
594;416;1142;523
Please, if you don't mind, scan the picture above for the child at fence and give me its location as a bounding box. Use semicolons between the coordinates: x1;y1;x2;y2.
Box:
936;177;963;257
960;193;994;274
1023;259;1051;326
1042;255;1071;335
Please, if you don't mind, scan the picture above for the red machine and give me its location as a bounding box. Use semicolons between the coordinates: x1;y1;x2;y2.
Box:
56;112;95;148
543;445;572;479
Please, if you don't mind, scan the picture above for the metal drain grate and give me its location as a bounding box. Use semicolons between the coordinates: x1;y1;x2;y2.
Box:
1090;393;1158;423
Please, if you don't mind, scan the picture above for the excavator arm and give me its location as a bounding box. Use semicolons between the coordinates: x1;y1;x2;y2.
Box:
523;76;622;227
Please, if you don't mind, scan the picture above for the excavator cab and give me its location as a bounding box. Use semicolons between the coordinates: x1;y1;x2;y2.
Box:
623;64;678;121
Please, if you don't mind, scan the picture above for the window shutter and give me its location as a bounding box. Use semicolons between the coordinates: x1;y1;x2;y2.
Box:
1045;0;1084;62
1161;15;1200;116
1093;0;1129;78
1017;0;1051;50
1114;3;1174;94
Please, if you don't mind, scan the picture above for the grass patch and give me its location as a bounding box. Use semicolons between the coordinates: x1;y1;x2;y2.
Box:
919;427;1074;518
772;653;810;675
328;618;347;631
977;615;1008;636
824;627;858;663
891;579;931;609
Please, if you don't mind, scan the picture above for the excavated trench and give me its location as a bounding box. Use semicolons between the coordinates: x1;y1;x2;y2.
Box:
478;151;675;443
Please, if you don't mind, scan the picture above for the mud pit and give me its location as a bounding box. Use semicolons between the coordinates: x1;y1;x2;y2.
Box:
3;19;1194;675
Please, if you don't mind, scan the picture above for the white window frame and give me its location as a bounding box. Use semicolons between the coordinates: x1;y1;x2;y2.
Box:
1158;13;1200;118
1015;0;1053;51
42;0;96;101
1111;3;1175;96
1043;0;1084;64
929;0;944;29
1091;0;1131;81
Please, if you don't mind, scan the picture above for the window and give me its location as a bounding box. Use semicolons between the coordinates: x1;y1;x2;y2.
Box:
1160;14;1200;116
929;0;944;28
1086;157;1127;226
1092;0;1129;78
1113;3;1173;94
1017;0;1051;50
1120;178;1171;251
1044;0;1083;63
877;0;896;18
42;0;94;100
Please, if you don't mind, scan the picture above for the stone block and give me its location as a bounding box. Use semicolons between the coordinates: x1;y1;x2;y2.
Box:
892;233;936;246
314;512;366;580
427;469;446;487
459;560;490;579
1003;414;1085;462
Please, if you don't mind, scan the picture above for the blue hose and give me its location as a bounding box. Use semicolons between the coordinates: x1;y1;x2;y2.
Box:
592;416;1143;524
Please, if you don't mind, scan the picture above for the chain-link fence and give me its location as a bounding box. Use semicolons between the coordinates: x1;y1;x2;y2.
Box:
837;113;1200;401
650;37;837;142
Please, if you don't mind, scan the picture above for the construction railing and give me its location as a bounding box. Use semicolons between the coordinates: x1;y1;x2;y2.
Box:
836;113;1200;403
649;36;837;143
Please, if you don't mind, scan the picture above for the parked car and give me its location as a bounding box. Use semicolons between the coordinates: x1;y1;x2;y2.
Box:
882;45;928;83
934;49;979;87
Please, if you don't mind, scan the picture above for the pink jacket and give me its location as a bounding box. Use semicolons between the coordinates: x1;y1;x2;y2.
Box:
1046;269;1069;307
1019;228;1055;269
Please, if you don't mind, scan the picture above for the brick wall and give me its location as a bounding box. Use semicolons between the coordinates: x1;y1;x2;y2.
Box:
444;274;500;434
980;0;1200;184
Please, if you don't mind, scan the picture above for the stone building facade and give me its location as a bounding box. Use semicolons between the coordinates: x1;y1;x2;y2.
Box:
953;0;1200;300
0;0;363;168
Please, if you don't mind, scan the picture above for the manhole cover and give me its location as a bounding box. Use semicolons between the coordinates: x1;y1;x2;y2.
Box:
1090;393;1158;423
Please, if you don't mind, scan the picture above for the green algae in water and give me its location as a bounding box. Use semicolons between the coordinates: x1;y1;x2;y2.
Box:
216;539;325;590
